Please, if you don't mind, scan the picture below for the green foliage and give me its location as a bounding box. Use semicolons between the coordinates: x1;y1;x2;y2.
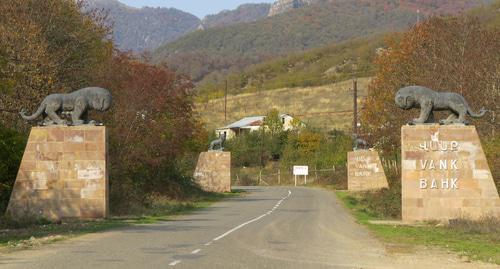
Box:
483;135;500;190
226;112;352;187
263;109;287;158
226;131;268;168
0;125;26;214
282;129;351;171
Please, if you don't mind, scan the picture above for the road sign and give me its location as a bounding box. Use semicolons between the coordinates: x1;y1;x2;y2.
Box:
293;166;309;176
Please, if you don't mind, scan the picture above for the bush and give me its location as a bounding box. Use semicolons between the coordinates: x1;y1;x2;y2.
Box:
359;188;401;219
0;125;26;214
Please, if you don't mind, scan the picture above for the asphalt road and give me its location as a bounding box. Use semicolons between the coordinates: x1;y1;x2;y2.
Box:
0;187;497;269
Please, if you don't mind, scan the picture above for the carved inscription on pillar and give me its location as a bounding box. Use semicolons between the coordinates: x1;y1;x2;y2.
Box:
348;150;388;191
401;125;500;222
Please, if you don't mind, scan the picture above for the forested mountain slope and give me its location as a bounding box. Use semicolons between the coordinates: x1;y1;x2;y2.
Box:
153;0;492;82
85;0;200;52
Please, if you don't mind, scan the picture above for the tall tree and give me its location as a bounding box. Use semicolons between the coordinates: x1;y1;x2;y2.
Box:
362;16;500;154
0;0;112;128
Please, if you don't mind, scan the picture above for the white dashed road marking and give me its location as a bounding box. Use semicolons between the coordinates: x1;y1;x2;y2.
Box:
169;260;181;266
168;189;292;266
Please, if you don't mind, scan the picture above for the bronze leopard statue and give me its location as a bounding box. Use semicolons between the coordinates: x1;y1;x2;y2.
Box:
20;87;112;126
395;86;486;125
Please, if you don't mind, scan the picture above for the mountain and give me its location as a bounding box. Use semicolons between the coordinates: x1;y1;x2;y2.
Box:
84;0;201;52
268;0;314;16
201;4;271;29
154;0;492;82
268;0;494;17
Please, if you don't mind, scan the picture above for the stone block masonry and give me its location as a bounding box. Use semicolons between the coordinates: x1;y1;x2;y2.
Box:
348;150;388;191
194;152;231;193
401;125;500;223
7;126;108;221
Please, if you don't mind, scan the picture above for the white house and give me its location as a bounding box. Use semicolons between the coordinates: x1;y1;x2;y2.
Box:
215;114;300;140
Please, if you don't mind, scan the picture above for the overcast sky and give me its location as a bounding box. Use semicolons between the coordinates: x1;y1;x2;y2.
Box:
119;0;276;18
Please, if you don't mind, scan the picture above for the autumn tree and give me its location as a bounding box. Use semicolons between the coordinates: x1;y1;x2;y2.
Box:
92;53;205;211
0;0;206;214
362;16;500;154
0;0;112;128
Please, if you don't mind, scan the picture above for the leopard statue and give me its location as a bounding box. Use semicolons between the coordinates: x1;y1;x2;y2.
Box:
209;132;226;151
395;86;486;125
352;134;369;151
20;87;112;126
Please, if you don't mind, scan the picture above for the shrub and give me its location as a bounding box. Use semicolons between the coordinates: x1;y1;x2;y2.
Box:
0;125;26;214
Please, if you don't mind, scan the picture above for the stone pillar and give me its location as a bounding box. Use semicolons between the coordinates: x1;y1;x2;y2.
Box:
401;125;500;222
193;151;231;193
6;126;108;221
347;150;388;191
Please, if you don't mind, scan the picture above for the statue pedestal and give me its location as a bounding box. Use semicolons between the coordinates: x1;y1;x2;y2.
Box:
7;126;108;221
402;125;500;222
194;151;231;193
347;150;388;191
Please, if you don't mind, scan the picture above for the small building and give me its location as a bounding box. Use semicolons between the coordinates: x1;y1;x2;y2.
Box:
215;114;300;140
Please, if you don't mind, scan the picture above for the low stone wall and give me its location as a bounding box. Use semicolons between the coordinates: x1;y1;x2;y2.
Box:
193;151;231;193
7;126;108;220
401;125;500;222
347;150;388;191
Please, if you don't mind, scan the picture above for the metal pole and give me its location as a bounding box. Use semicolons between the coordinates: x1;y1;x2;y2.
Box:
224;79;228;122
278;169;281;185
259;169;262;185
353;78;358;137
304;175;307;185
315;165;318;182
294;175;297;187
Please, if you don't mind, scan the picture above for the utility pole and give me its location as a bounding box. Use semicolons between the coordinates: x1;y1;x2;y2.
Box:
352;78;358;137
224;79;228;122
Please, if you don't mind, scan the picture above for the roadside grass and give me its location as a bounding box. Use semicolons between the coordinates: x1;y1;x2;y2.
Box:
335;191;500;265
0;191;242;250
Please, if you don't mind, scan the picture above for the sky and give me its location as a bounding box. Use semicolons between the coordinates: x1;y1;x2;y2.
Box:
119;0;276;18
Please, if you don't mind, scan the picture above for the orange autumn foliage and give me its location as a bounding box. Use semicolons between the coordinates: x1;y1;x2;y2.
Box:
362;16;499;154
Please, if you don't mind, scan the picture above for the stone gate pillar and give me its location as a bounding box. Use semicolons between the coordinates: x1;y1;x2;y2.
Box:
401;125;500;222
6;126;108;220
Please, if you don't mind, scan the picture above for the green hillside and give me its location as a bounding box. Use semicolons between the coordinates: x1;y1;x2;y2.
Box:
153;1;417;82
153;0;492;83
196;35;384;100
195;78;371;132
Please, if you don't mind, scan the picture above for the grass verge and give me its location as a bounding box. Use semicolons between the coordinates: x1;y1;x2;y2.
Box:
335;191;500;265
0;191;242;250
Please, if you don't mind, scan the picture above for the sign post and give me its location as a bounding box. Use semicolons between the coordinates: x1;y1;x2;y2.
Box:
293;165;309;187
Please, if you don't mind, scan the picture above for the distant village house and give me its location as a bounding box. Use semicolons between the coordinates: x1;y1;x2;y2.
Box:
216;114;301;140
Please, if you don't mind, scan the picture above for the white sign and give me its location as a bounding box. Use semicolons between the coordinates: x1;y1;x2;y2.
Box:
78;168;103;180
293;166;309;176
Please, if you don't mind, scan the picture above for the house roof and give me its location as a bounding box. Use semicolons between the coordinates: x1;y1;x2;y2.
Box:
222;116;264;129
217;114;292;130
